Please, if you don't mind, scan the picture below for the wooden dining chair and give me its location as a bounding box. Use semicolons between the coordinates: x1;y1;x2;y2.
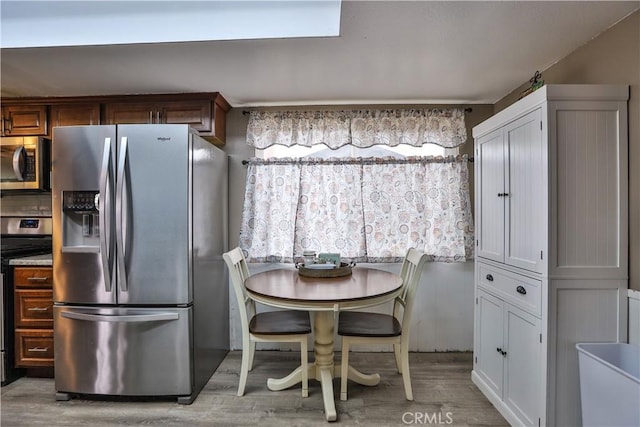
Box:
338;248;428;401
223;247;311;397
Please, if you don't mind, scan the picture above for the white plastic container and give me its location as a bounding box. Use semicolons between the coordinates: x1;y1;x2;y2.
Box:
576;343;640;427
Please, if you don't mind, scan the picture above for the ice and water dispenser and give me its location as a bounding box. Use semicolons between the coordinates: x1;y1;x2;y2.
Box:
61;191;100;252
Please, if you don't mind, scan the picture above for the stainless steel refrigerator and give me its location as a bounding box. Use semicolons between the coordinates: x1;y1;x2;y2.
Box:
51;124;228;404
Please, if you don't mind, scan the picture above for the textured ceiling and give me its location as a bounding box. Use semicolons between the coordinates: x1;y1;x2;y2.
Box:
1;1;638;106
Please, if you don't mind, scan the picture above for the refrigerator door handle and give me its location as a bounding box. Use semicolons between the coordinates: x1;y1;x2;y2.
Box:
61;311;180;323
99;137;113;292
116;136;129;292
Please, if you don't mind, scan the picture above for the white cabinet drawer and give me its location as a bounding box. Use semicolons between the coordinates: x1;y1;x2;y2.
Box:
478;264;542;317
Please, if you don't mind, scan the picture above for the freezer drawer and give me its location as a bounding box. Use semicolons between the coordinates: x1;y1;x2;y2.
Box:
54;306;193;397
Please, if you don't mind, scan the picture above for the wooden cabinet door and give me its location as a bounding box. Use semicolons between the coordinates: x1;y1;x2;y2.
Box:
14;267;54;369
503;305;541;426
50;103;101;127
15;289;54;328
159;100;211;132
104;102;155;124
475;290;504;398
2;105;48;136
504;109;545;273
15;329;54;367
14;267;53;287
476;128;506;263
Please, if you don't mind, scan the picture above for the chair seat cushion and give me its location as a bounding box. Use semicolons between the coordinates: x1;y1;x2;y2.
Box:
249;310;311;335
338;311;402;337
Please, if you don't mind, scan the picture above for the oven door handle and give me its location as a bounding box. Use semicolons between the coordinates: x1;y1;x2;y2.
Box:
12;146;27;181
99;137;113;293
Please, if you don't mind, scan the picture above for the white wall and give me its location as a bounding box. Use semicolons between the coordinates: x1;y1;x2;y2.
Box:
229;261;475;352
629;290;640;345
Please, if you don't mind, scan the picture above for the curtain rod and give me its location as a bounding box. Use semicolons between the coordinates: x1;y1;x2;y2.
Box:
242;157;474;165
242;107;473;116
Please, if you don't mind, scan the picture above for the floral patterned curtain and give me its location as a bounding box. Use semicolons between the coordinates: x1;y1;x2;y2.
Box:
239;156;474;263
246;108;467;149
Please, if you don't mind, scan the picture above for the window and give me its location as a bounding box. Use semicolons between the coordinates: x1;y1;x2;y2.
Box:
240;108;473;263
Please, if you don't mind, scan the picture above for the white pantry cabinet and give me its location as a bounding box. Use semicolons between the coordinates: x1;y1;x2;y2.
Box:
472;85;629;427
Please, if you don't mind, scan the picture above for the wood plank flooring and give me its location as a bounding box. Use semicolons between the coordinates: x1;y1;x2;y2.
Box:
1;351;507;426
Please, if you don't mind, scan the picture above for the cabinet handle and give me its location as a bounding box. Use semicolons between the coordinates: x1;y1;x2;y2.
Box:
516;285;527;295
26;277;50;282
501;350;507;356
497;192;510;197
486;274;494;281
27;307;50;312
27;347;49;353
496;347;502;353
149;111;153;123
156;111;160;123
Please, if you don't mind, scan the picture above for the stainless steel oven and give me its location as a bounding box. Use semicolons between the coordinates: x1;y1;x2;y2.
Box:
1;217;52;386
1;137;50;191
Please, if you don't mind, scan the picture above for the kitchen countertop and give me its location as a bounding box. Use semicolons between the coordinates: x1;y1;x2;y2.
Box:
9;253;53;266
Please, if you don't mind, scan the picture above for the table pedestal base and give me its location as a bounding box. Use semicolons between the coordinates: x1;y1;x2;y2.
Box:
267;364;380;422
266;311;380;422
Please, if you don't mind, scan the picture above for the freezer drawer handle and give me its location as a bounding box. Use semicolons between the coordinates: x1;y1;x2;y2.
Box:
61;311;179;323
27;307;50;312
27;347;49;353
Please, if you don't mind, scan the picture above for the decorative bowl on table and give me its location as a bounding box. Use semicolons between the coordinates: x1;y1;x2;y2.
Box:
295;261;355;278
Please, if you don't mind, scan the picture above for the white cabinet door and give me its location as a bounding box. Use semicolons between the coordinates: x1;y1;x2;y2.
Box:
475;290;504;398
504;109;545;273
476;129;505;262
503;304;542;427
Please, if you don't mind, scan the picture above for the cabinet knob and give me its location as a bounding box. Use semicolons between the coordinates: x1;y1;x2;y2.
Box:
486;274;494;281
516;285;527;295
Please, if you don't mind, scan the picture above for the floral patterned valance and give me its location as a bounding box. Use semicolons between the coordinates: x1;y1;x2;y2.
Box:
246;108;468;149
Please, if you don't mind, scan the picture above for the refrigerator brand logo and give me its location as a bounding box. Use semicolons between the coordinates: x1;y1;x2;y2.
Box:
157;137;171;142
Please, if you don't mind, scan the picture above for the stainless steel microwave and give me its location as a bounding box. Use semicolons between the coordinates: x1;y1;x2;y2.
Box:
0;136;50;191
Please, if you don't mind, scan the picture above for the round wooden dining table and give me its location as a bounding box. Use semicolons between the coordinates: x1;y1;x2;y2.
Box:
244;266;403;422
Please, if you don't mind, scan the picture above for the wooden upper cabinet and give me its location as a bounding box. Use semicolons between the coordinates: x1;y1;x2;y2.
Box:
103;93;230;145
2;92;230;145
104;102;157;125
50;103;101;128
160;100;211;131
1;105;48;136
104;100;210;129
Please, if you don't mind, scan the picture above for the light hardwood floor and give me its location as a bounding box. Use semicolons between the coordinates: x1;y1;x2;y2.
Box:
1;351;507;426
